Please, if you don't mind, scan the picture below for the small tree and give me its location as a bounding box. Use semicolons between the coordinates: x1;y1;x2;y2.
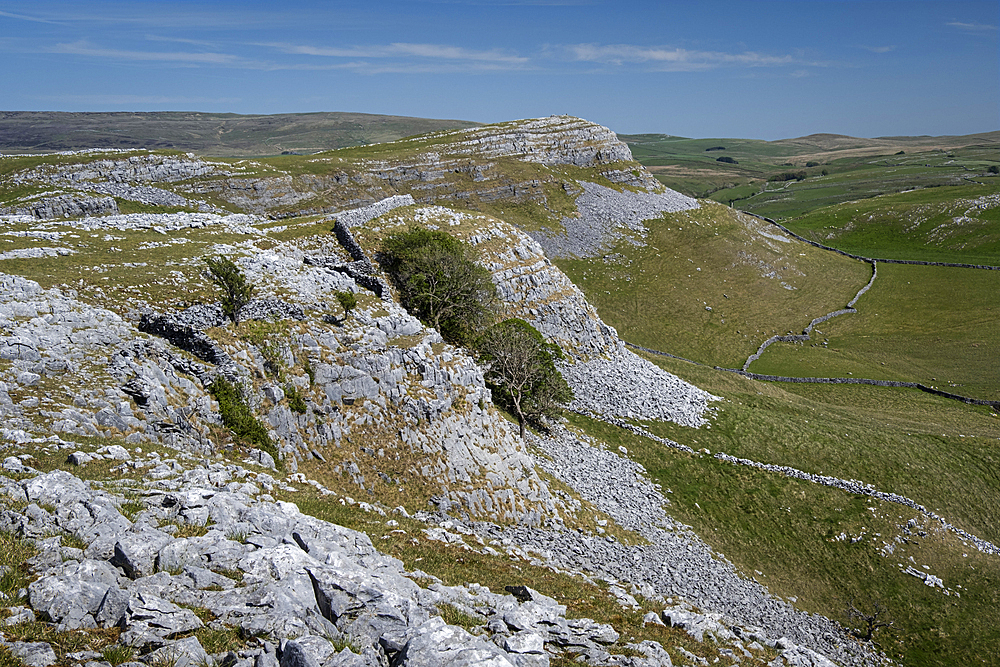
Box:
381;227;496;344
335;290;358;320
988;165;999;175
845;596;893;641
205;255;255;323
476;318;573;438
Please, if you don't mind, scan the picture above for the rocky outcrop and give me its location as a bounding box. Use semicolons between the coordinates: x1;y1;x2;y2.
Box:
0;121;903;667
5;153;236;213
0;458;870;666
165;117;675;217
366;205;718;429
3;193;119;220
478;426;882;667
0;468;615;666
450;116;635;168
529;181;699;259
0;255;557;523
11;154;231;186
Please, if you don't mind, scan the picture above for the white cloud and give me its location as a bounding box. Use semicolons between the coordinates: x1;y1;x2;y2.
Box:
564;43;796;71
859;45;896;54
0;9;61;24
144;34;218;48
946;20;998;32
51;40;265;68
265;41;529;67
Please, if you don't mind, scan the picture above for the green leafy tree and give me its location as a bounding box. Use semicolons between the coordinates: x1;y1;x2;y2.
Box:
336;290;358;320
476;318;573;438
205;255;255;323
381;227;496;344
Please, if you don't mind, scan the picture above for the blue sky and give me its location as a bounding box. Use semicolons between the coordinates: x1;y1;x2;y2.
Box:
1;0;997;139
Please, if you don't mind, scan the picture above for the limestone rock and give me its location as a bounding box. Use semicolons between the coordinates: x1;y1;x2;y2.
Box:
395;616;515;667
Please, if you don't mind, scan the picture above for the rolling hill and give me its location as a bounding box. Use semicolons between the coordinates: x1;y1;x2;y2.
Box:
0;111;481;156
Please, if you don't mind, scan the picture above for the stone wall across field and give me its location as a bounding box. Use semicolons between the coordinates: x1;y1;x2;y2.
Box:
728;370;1000;409
744;210;1000;271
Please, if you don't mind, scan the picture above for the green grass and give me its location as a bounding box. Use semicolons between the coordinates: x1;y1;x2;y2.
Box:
751;263;1000;401
555;200;872;368
717;163;983;221
642;357;1000;543
10;437;176;484
624;132;1000;222
0;221;266;314
779;181;1000;264
0;531;36;604
113;198;195;216
101;645;136;666
3;622;122;663
564;386;1000;667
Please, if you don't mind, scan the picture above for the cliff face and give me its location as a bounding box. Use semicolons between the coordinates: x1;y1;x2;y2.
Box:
0;117;880;667
196;116;668;217
447;116;636;167
0;116;710;523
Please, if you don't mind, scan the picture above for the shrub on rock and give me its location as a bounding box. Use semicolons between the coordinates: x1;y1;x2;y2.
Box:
205;255;255;323
476;318;573;438
380;227;496;345
208;377;281;468
335;290;358;319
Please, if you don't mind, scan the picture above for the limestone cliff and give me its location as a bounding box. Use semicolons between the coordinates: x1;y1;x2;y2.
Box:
0;117;882;667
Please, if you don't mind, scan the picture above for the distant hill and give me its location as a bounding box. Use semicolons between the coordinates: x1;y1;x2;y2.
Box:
623;129;1000;213
0;111;482;156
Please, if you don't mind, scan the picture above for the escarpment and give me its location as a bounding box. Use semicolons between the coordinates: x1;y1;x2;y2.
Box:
0;117;889;667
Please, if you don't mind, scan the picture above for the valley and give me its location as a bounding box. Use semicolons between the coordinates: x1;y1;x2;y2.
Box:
0;114;997;667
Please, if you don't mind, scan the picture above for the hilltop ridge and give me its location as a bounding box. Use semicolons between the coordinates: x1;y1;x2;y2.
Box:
0;111;482;156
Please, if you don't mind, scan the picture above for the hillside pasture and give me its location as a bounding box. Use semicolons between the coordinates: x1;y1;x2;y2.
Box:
624;132;1000;222
556;200;872;369
569;356;1000;667
779;181;1000;265
749;263;1000;402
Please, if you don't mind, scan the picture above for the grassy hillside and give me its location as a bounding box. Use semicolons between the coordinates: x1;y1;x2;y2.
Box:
3;118;1000;666
751;263;1000;401
0;111;480;156
624;131;1000;221
778;182;1000;264
569;358;1000;667
553;147;1000;665
556;200;872;369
